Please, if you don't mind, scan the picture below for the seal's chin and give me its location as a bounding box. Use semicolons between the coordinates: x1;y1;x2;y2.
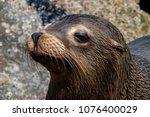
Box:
30;53;71;74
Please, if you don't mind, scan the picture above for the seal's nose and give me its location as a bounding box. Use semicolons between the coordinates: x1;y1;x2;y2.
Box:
31;32;43;46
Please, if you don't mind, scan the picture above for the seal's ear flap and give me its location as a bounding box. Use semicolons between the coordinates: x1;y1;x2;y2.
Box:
110;39;125;54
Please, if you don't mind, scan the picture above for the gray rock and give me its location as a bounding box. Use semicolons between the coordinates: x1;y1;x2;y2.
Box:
0;0;49;99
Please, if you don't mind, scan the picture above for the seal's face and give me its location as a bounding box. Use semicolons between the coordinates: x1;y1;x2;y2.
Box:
27;15;134;99
27;14;127;78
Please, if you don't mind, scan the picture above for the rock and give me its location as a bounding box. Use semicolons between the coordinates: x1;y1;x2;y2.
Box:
0;0;49;99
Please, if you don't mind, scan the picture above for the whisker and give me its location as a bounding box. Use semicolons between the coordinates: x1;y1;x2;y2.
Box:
25;50;31;67
59;54;67;70
63;54;75;72
65;52;84;79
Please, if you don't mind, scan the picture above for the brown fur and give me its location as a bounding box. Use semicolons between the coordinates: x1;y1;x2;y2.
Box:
27;14;150;99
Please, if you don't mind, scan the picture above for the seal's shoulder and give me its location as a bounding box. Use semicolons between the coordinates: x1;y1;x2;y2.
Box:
128;36;150;79
128;36;150;48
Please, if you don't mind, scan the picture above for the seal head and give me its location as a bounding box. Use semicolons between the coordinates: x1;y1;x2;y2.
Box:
27;14;150;99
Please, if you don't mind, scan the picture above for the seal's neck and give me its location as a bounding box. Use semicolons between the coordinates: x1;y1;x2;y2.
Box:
46;72;101;99
45;61;150;100
46;71;126;100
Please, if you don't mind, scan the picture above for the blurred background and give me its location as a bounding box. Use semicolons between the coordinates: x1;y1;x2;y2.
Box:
0;0;149;99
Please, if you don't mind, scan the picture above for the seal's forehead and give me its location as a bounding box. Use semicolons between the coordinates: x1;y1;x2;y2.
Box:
66;24;92;36
44;14;121;41
57;15;98;25
44;14;102;29
61;14;100;26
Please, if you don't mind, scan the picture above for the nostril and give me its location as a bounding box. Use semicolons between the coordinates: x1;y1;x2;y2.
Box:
31;32;43;46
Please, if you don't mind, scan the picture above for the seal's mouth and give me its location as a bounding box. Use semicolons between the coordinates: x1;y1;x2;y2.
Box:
29;51;72;73
32;53;68;66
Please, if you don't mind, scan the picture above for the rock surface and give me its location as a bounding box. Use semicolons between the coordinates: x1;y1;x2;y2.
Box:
0;0;49;99
0;0;149;99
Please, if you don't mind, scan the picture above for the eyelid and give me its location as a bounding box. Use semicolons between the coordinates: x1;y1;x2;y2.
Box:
74;32;89;43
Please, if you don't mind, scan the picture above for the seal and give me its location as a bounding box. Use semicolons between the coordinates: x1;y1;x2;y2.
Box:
27;14;150;99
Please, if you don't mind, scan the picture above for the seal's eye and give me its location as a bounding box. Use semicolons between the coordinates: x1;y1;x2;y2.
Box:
74;32;89;43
